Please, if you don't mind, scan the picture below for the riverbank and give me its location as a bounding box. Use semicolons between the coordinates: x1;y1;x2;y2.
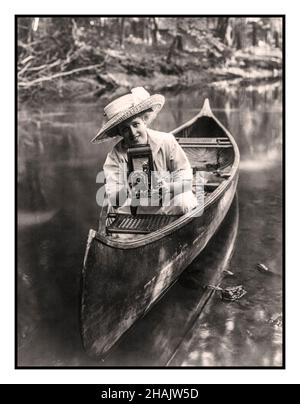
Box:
18;43;282;105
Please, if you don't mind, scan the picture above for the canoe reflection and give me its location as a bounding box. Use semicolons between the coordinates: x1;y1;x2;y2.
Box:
104;194;239;366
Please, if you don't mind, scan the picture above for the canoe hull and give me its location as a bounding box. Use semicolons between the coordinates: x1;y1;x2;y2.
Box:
81;173;238;357
105;195;239;366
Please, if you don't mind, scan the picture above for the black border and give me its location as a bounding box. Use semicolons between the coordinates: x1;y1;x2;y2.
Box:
15;14;285;370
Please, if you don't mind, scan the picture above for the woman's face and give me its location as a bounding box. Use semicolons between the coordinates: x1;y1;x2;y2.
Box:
118;116;148;147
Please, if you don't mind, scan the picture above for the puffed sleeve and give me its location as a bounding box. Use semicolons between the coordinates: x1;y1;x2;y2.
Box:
103;149;127;202
167;134;193;182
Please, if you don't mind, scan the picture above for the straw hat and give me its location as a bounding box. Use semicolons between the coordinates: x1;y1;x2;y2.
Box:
91;87;165;143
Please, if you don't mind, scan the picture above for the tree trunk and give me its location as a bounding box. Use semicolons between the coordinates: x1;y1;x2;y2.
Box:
233;19;246;50
118;18;125;47
252;22;258;46
167;37;176;63
131;19;139;38
166;34;183;63
274;31;280;48
176;34;183;51
99;17;105;39
216;17;229;42
151;17;158;47
27;18;34;44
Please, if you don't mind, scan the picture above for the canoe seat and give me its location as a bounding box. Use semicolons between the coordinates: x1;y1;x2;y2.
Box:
177;137;233;148
106;213;180;234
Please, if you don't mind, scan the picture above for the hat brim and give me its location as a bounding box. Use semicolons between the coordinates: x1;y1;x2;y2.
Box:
91;94;165;144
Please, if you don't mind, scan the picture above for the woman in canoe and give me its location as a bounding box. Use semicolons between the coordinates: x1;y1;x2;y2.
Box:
91;86;197;215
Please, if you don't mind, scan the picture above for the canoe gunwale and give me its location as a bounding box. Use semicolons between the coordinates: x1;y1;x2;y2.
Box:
92;100;240;250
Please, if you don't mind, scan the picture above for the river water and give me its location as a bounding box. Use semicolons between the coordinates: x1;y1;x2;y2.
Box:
17;79;283;367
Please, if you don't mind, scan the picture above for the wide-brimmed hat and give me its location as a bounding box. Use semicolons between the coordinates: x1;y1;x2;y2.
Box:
91;87;165;143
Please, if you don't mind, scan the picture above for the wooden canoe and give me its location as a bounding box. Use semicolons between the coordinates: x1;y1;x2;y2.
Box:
80;98;240;358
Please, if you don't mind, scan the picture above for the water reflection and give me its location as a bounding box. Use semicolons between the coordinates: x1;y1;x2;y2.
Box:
154;81;282;174
17;79;282;366
169;181;282;366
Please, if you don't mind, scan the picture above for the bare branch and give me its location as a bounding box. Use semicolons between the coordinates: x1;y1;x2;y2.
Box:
18;64;104;88
20;55;35;65
25;59;62;72
18;61;33;77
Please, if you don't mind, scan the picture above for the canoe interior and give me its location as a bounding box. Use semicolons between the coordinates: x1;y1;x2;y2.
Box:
175;115;226;139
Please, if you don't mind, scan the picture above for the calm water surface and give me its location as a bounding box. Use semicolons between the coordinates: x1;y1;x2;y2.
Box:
18;80;282;366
